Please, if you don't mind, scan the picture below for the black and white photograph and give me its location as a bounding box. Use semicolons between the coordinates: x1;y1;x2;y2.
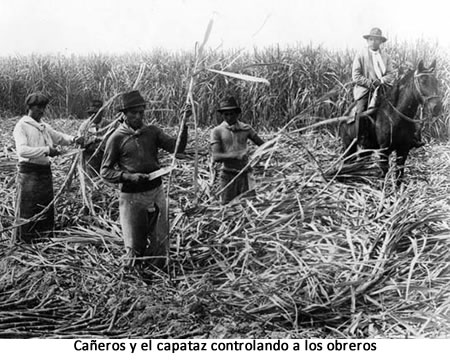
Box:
0;0;449;347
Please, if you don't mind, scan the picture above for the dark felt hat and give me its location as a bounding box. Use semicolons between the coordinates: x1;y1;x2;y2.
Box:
118;90;147;112
25;92;50;107
217;96;241;113
363;28;387;43
87;99;103;114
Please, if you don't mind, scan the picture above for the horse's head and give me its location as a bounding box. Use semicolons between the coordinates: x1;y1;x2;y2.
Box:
414;59;442;117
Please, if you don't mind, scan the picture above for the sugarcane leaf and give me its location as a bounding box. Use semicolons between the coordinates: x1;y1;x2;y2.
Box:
198;18;214;58
207;68;270;85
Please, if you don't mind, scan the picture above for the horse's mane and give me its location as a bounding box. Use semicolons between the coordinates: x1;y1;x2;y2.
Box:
387;69;414;105
397;69;415;88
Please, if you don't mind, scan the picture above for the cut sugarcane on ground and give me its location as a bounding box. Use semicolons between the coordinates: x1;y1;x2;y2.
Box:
0;117;449;338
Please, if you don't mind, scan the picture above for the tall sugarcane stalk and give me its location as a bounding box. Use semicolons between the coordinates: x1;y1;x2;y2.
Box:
164;18;214;260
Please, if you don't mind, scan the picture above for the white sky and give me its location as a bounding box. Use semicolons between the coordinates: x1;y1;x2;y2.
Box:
0;0;449;55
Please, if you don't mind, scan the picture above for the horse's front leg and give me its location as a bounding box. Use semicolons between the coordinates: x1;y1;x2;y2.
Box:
395;149;410;186
340;123;358;163
378;148;390;178
375;114;391;180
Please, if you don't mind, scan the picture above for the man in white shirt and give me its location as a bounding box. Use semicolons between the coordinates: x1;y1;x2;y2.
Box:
352;28;424;148
13;92;84;242
352;28;396;148
352;28;395;114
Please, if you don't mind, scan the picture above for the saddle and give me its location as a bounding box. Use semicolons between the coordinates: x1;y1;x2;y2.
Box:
346;84;394;124
345;105;377;125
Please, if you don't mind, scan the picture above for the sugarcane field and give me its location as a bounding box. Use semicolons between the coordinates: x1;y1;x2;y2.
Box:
1;10;450;341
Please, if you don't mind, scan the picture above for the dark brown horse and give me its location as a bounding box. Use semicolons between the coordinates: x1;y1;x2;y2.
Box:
340;60;442;184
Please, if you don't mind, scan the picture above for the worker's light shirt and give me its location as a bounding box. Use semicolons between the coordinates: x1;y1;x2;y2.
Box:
13;116;74;165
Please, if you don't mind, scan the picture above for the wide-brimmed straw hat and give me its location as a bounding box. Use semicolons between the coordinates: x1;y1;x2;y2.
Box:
363;28;387;43
25;92;50;107
217;96;241;113
118;90;147;112
86;99;103;114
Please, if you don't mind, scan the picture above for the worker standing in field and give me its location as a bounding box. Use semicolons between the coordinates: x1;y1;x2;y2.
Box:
101;90;191;270
352;27;424;148
210;96;265;204
13;92;85;243
78;99;109;177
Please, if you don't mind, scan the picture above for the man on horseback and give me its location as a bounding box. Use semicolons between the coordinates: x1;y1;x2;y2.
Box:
352;28;395;147
352;27;424;148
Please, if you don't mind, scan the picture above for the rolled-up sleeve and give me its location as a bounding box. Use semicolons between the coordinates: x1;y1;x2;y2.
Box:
157;125;188;153
47;125;74;146
248;127;265;146
210;127;221;146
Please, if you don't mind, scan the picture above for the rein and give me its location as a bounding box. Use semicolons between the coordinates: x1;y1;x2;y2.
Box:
386;71;439;124
386;100;423;124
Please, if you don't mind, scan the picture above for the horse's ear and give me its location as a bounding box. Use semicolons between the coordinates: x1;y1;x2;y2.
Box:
429;59;437;72
417;60;425;73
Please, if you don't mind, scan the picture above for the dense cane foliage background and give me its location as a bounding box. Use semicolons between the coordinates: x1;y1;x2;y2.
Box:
0;40;448;134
